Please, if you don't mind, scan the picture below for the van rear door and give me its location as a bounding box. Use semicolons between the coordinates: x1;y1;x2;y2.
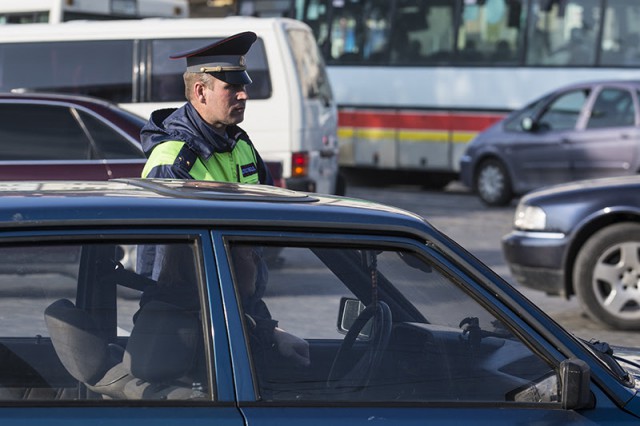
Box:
284;25;340;195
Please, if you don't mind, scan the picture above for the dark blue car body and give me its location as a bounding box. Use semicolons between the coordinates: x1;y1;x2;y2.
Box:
503;175;640;330
0;179;637;424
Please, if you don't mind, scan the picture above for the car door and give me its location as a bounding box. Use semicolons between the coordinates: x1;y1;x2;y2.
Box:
507;89;590;190
214;230;635;424
0;230;244;426
569;86;640;181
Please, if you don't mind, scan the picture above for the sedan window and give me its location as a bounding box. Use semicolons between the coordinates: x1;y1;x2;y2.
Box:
77;110;143;159
0;241;210;401
228;242;559;405
0;104;89;160
538;89;589;131
586;88;636;129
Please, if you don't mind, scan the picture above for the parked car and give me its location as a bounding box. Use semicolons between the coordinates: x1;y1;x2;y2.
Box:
0;178;638;423
0;92;285;186
0;92;147;180
460;80;640;206
502;175;640;330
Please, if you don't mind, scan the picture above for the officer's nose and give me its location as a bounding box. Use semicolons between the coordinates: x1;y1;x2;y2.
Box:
237;87;248;100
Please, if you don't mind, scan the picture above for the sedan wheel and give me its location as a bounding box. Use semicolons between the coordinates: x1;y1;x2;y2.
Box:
475;159;512;206
574;223;640;330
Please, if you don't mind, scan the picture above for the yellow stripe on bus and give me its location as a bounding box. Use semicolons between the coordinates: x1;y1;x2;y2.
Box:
338;127;477;144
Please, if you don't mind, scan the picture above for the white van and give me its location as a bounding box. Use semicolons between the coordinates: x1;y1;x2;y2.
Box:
0;17;342;194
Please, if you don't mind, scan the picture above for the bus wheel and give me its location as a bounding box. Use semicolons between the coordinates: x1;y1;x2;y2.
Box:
475;159;512;206
573;223;640;330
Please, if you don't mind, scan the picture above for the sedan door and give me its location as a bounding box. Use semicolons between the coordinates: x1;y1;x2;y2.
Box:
506;89;590;191
0;231;244;426
213;230;634;424
569;86;640;181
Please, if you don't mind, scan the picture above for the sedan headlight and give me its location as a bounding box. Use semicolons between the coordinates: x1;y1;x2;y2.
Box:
514;204;547;231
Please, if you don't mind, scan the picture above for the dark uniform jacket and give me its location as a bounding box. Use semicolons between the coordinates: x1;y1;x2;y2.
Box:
140;102;273;185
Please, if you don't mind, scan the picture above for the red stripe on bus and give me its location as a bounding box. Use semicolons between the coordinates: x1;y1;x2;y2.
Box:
338;110;505;132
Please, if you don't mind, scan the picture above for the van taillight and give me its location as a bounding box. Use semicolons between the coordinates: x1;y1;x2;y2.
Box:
292;152;308;177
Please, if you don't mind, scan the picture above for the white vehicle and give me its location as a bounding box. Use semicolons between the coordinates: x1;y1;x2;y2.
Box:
284;0;640;187
0;0;188;24
0;17;340;194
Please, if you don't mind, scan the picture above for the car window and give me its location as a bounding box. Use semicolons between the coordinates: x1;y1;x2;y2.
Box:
586;88;636;129
538;89;589;131
228;242;559;405
0;103;90;160
77;110;143;159
0;241;210;401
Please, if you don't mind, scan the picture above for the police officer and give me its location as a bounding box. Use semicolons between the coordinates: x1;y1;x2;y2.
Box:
140;31;273;184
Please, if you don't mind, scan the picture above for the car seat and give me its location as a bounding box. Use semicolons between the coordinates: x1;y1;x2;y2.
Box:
45;299;204;400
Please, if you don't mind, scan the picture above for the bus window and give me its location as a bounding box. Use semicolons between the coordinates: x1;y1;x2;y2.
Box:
526;0;601;66
149;37;272;102
599;0;640;66
457;0;524;65
0;40;134;103
388;1;451;65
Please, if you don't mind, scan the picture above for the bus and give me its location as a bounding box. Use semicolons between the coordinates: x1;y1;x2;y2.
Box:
0;0;188;24
283;0;640;186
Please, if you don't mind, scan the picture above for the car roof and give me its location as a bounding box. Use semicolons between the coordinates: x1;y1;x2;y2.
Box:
0;91;132;109
0;179;432;237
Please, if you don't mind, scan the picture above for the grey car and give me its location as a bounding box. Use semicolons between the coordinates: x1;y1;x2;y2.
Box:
460;80;640;206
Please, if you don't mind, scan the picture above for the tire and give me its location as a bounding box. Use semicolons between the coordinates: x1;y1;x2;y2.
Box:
573;223;640;330
475;159;513;206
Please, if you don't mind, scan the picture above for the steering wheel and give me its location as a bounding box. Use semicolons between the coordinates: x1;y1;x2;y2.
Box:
326;301;392;393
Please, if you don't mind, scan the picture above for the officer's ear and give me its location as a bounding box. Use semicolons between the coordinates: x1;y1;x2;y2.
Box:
193;80;209;104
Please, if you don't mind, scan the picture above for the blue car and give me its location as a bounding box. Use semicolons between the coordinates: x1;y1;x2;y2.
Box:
0;178;638;423
460;80;640;206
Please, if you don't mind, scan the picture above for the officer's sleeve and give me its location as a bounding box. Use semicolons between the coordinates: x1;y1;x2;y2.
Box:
145;164;193;179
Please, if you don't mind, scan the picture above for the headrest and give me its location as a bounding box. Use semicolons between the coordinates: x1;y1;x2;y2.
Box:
124;300;200;382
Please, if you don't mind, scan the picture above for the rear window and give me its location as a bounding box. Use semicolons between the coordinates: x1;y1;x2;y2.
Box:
149;37;272;102
286;28;333;103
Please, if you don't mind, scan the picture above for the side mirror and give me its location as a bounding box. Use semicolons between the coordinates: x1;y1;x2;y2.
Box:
336;297;371;339
560;358;594;410
521;116;534;131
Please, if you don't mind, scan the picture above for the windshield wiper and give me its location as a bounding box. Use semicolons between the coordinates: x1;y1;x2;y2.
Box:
583;339;632;383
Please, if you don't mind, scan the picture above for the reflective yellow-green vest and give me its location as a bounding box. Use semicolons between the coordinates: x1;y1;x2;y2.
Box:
141;139;260;183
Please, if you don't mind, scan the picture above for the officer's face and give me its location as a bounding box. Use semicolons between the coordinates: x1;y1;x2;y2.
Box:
200;77;248;128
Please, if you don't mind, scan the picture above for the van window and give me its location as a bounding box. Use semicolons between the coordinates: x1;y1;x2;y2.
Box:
286;28;333;103
0;40;134;103
149;37;272;102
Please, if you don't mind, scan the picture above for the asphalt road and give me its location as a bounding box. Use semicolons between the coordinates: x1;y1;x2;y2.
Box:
344;179;639;348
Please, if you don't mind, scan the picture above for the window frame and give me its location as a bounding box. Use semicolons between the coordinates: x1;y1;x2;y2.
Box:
213;229;568;406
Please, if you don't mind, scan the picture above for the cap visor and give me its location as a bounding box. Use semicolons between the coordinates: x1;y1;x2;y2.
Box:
211;70;252;85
